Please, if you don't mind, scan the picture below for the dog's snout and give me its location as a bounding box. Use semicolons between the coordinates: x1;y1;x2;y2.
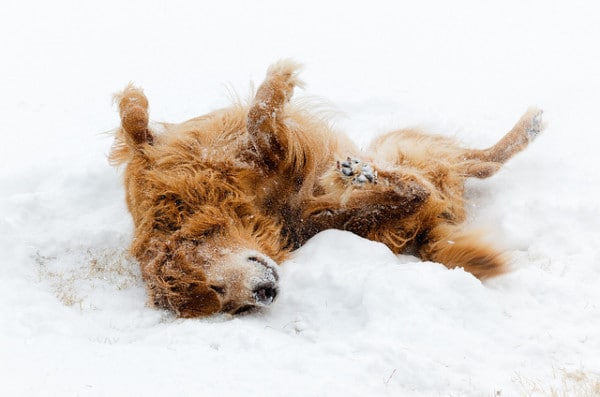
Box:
252;282;279;306
247;253;279;305
247;254;279;281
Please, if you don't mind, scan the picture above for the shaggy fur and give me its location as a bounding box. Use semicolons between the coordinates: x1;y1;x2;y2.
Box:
110;60;544;317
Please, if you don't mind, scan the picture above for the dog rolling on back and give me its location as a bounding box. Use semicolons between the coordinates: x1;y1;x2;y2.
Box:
110;60;544;317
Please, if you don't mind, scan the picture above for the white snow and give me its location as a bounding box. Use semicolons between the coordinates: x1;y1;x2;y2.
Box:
2;0;600;395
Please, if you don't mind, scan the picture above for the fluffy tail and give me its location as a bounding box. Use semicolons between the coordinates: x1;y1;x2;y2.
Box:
419;224;507;280
109;83;153;165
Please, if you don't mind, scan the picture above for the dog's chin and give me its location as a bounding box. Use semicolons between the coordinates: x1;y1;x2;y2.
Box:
232;305;262;316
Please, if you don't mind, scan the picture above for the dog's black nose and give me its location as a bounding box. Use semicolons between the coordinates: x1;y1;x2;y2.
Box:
253;282;279;306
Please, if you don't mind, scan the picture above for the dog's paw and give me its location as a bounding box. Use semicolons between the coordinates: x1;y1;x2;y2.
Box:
266;59;305;90
337;157;378;185
524;108;544;141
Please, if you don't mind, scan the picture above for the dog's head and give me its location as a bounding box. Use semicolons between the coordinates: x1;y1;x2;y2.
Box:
194;235;281;316
140;197;285;318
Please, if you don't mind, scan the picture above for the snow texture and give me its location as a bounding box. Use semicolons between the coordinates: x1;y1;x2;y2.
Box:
2;1;600;396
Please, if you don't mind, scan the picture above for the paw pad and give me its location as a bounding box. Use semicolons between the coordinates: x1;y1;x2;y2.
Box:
338;158;378;185
526;109;544;141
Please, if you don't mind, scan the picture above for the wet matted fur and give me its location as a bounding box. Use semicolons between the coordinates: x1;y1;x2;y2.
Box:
110;60;544;317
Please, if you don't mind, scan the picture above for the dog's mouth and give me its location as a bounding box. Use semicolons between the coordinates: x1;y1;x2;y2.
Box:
233;284;279;314
233;305;258;315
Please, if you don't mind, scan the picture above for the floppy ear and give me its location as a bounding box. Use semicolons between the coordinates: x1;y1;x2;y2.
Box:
142;238;222;317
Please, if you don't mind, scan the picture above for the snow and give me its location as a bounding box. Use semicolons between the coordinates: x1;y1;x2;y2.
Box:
2;0;600;395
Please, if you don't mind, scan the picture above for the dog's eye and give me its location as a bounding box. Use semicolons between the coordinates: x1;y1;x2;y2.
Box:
209;285;226;295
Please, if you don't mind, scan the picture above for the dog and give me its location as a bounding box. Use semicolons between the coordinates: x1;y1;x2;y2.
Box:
110;60;544;317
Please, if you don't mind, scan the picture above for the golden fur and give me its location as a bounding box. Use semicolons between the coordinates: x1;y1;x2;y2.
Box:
110;60;544;317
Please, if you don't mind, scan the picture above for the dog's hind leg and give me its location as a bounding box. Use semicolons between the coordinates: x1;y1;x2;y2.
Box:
246;60;304;168
461;108;544;178
110;84;155;165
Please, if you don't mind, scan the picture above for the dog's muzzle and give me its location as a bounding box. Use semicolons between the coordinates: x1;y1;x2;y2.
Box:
246;254;279;306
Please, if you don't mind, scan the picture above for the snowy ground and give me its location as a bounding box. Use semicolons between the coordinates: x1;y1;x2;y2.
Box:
2;1;600;396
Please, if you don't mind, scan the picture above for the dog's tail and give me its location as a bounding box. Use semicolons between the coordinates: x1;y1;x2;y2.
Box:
419;223;507;280
109;83;153;165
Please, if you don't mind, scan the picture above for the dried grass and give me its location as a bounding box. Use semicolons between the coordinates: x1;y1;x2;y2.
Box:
34;247;140;310
513;368;600;397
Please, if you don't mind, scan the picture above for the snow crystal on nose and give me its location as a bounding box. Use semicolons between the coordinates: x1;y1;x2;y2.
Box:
249;263;279;287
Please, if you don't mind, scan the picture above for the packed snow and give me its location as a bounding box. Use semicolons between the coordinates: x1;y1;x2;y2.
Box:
2;1;600;395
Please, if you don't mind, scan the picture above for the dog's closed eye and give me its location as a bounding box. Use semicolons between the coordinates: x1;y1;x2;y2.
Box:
209;285;226;295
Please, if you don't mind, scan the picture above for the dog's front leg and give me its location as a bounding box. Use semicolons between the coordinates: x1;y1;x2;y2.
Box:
246;60;303;169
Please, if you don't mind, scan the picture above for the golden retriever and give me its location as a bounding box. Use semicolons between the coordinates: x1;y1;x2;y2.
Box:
110;60;544;317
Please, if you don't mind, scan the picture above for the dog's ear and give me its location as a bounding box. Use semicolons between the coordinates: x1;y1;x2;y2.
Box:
143;239;222;317
167;280;222;318
168;248;222;318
